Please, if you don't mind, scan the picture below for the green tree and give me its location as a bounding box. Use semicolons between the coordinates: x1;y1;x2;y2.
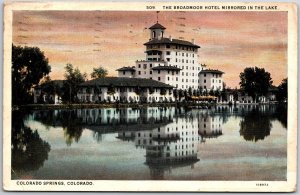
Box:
276;78;287;102
178;89;184;100
12;44;51;105
62;64;87;103
42;80;63;102
239;67;273;101
215;89;221;98
173;89;179;101
91;66;108;79
188;87;193;96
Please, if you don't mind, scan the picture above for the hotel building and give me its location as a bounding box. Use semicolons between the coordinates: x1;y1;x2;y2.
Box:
117;22;224;91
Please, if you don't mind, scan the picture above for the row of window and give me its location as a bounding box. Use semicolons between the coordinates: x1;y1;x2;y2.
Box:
165;51;195;58
181;71;198;76
137;63;201;71
202;73;222;78
202;79;222;84
175;58;195;64
147;44;197;52
138;63;154;69
122;71;134;75
199;85;222;90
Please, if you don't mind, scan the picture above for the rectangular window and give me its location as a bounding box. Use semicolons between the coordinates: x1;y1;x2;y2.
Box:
150;64;152;67
166;51;170;55
158;77;161;81
219;80;221;83
176;52;177;56
182;53;184;56
138;71;141;75
138;64;141;68
186;73;188;76
186;79;188;82
176;58;177;62
186;66;188;69
182;72;184;76
143;64;147;69
158;70;160;74
204;79;206;83
204;73;206;77
123;71;125;75
150;71;152;74
168;77;170;81
166;58;170;62
166;44;170;48
186;53;188;57
186;60;188;63
182;79;184;82
176;77;178;81
212;79;214;83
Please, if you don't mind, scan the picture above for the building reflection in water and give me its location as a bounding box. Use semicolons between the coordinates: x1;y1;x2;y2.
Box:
31;107;225;179
113;107;225;179
27;104;285;179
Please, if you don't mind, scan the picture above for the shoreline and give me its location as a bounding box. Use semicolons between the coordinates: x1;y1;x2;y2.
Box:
14;101;283;111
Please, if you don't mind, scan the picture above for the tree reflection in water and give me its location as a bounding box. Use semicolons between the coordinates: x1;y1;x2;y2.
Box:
239;107;272;142
273;104;287;129
12;111;51;174
60;110;84;146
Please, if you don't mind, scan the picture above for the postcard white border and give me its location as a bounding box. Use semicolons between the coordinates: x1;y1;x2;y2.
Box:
3;1;297;192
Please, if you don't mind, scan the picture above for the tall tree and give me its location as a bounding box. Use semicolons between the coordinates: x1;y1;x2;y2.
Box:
239;67;273;101
62;64;87;103
276;78;288;102
12;44;51;105
91;66;108;79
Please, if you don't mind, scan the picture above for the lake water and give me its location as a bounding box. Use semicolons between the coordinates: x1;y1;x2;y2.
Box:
11;105;287;180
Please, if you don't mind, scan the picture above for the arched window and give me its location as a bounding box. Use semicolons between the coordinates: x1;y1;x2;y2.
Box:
152;31;156;38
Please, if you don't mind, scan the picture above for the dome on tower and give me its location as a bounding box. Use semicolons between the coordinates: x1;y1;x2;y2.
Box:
149;22;166;30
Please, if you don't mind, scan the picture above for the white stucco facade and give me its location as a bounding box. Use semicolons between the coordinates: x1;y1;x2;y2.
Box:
198;70;224;91
117;22;224;91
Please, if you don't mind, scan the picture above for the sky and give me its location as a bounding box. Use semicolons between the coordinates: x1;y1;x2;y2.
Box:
13;11;287;88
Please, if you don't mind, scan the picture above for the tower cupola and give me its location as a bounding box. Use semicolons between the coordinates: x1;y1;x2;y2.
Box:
149;22;166;40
